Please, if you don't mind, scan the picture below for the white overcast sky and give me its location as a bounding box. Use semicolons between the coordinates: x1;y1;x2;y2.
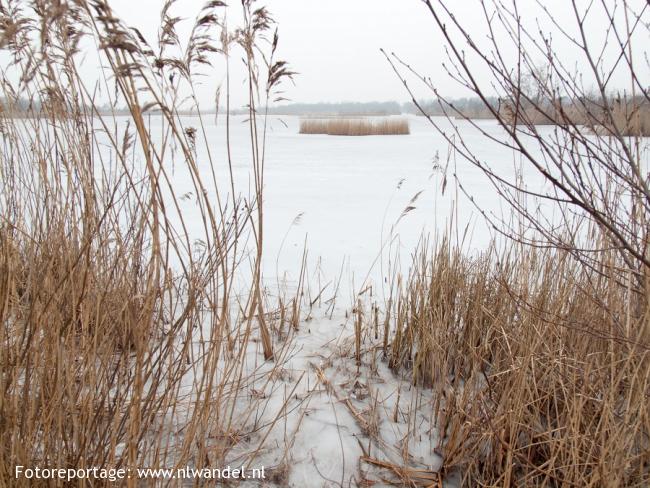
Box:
106;0;456;106
5;1;648;108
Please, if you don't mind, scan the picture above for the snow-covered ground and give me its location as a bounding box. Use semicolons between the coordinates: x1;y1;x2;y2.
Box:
161;114;507;486
228;305;451;487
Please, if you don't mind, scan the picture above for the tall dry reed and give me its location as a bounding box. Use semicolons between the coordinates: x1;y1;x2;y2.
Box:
0;1;295;485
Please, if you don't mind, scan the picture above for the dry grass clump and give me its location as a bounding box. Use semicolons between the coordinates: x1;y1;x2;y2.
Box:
299;117;410;136
384;237;650;486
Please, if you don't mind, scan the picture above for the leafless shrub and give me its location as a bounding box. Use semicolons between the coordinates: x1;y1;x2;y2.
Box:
381;0;650;485
386;0;650;281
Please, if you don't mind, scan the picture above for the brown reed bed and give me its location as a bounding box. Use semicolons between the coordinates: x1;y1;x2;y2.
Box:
299;117;410;136
597;100;650;137
502;100;650;136
377;234;650;486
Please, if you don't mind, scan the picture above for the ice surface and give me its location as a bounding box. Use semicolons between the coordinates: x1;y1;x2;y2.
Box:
134;114;553;291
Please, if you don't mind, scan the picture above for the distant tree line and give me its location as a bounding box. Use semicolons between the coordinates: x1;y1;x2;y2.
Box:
1;96;119;115
265;101;403;116
5;95;646;134
265;98;501;117
0;97;41;113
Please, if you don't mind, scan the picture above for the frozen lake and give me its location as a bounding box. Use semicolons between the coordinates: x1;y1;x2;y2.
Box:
137;113;545;298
